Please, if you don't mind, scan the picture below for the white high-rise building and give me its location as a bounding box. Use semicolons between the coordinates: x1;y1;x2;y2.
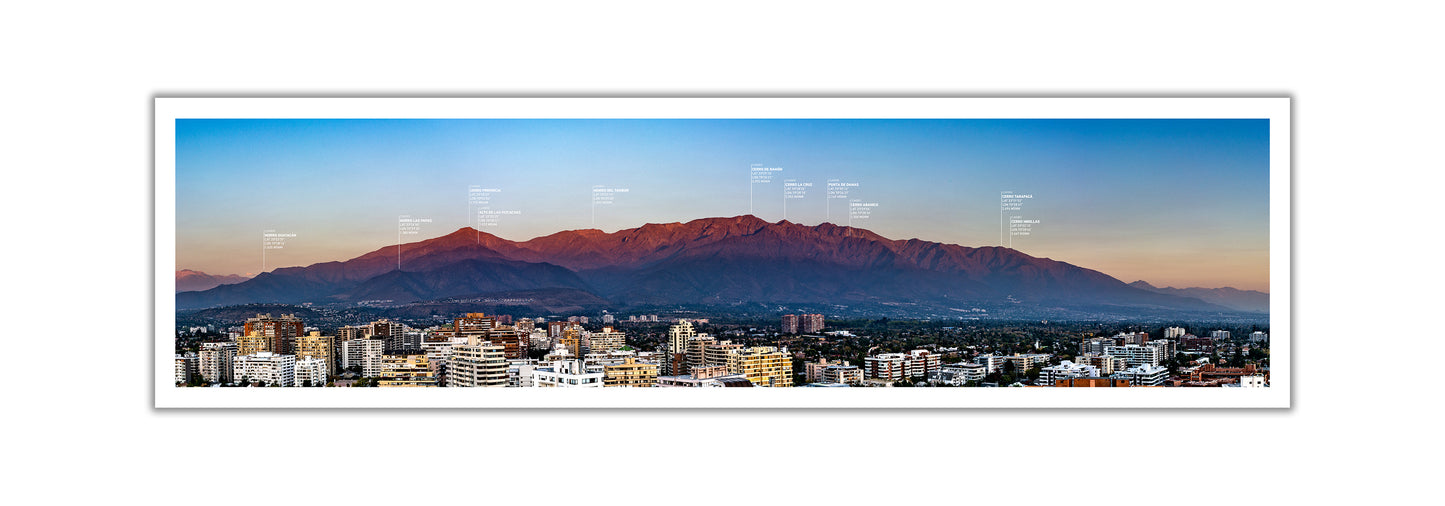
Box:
865;350;940;380
421;337;463;385
199;342;236;384
1210;330;1232;340
657;364;751;387
1111;364;1169;386
507;359;539;388
1250;331;1269;343
663;321;698;376
449;338;507;387
1039;361;1101;384
864;353;909;381
1165;327;1187;339
342;339;385;377
929;362;987;386
974;354;1006;374
906;349;941;378
175;353;198;384
1146;340;1177;361
532;359;604;388
233;352;295;387
1104;345;1162;367
295;356;328;387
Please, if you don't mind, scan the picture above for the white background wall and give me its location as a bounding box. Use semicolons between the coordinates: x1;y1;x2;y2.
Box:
4;1;1438;504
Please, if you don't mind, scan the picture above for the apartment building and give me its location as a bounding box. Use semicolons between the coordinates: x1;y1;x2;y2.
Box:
1076;353;1128;375
233;352;295;387
603;357;658;387
1111;364;1169;386
377;354;438;387
726;346;793;387
1104;345;1162;367
533;360;604;388
1038;361;1102;384
199;342;236;384
928;362;986;386
295;356;328;387
449;338;507;387
587;326;627;354
866;349;941;380
293;331;334;378
243;313;304;355
175;353;198;384
342;338;385;377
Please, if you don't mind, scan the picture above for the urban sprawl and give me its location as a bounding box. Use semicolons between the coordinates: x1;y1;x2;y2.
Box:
174;312;1269;389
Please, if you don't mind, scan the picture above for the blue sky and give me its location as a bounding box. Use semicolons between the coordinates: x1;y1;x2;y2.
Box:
176;118;1270;291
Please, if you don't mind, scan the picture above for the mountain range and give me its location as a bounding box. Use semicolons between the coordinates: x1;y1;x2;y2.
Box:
177;215;1252;316
175;269;251;293
1127;280;1269;313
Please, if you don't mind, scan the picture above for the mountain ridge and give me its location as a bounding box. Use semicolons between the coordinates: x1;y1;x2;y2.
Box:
177;216;1243;315
1127;280;1269;313
175;269;252;293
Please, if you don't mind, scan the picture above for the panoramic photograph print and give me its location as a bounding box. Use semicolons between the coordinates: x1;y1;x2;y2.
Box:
158;98;1287;408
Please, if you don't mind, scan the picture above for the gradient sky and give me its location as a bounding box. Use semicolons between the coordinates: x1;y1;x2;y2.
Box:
175;118;1270;291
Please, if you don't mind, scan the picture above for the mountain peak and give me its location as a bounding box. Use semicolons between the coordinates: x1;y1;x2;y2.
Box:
701;214;769;226
442;226;488;239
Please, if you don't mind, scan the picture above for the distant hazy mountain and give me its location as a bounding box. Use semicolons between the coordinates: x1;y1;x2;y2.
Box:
1127;280;1269;313
175;254;588;308
175;269;251;293
178;215;1233;315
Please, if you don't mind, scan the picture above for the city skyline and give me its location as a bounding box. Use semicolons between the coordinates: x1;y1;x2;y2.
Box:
175;311;1270;390
176;118;1269;291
